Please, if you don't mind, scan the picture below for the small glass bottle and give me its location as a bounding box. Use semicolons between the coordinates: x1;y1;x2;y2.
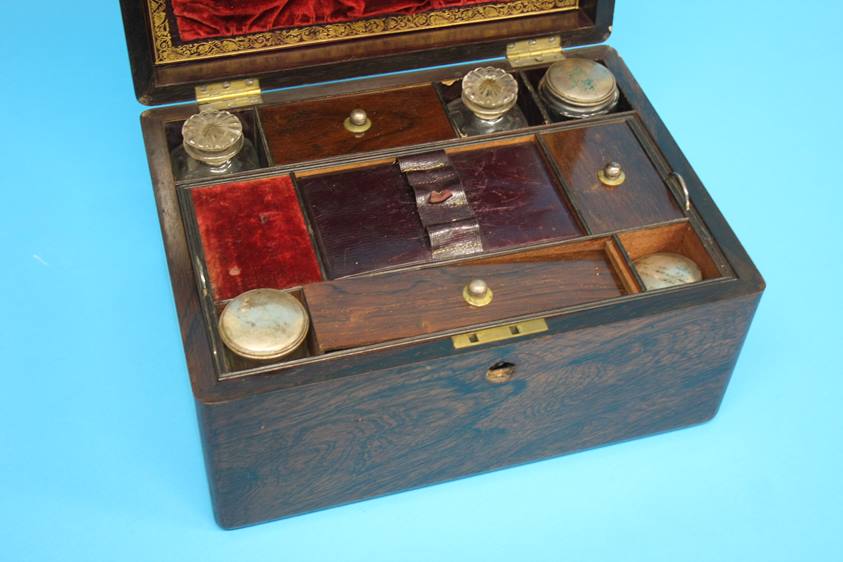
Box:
446;67;528;137
171;109;259;181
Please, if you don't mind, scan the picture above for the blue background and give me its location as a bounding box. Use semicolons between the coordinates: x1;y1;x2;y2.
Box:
1;1;841;560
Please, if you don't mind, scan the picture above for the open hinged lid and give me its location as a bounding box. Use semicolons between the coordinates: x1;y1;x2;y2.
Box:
121;0;614;105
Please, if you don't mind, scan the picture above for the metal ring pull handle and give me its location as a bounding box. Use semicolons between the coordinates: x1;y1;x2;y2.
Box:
669;172;691;212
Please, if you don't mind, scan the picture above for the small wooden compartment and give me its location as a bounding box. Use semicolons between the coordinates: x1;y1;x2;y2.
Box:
304;238;630;351
125;0;764;528
259;85;456;165
618;222;726;287
541;119;685;233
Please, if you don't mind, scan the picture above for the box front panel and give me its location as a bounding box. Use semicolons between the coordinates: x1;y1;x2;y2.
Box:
198;292;759;528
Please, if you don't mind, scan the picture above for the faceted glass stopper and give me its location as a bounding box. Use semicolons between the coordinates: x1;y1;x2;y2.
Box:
634;252;703;291
218;289;310;360
182;109;245;166
461;67;519;122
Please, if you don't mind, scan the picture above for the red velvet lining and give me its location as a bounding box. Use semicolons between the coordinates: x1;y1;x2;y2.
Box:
190;176;323;301
170;0;506;42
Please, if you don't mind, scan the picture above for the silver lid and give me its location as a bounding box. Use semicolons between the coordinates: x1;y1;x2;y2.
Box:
218;289;309;360
539;58;619;118
461;67;519;122
634;253;703;291
182;110;245;167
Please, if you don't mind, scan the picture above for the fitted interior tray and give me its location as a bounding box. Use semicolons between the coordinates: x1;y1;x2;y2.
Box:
137;44;754;389
304;237;631;351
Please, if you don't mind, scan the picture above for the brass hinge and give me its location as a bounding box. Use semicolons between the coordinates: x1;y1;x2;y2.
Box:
195;78;262;110
452;318;549;349
506;36;565;68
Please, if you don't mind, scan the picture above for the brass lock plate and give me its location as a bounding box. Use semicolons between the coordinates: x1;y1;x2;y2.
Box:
452;318;548;349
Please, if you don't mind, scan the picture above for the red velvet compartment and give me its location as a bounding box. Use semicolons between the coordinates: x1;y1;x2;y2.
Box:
170;0;507;42
190;176;323;301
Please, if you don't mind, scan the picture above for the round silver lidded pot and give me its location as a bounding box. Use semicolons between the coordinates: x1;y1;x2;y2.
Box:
633;252;703;291
218;288;310;360
539;58;620;119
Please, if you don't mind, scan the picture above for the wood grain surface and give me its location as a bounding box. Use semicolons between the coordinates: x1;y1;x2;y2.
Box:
198;292;760;527
304;245;624;351
260;85;455;165
542;121;684;234
137;44;766;528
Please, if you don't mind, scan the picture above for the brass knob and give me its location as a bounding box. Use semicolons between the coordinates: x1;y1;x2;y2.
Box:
598;161;626;187
344;108;372;133
463;279;493;307
486;361;515;384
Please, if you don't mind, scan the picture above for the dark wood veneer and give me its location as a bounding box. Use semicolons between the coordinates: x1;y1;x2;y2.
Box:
260;86;455;165
200;292;760;528
304;240;624;351
541;120;685;234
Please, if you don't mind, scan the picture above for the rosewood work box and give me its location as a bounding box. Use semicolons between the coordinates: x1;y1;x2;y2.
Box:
121;0;764;528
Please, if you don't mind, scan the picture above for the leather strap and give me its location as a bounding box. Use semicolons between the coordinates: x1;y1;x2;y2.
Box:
398;151;483;259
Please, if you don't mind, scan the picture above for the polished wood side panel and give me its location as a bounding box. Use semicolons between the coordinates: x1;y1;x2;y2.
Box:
198;292;760;528
304;245;624;351
541;121;684;234
260;86;455;165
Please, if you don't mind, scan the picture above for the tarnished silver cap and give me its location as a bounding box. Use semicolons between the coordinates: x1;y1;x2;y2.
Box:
634;253;703;290
182;109;245;166
218;289;309;360
461;67;519;122
539;58;619;119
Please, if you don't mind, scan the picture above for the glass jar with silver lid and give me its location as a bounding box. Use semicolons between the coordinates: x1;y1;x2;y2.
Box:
446;67;528;136
539;58;620;120
171;109;260;181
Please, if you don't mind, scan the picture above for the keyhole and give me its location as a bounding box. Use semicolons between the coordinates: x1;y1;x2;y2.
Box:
486;361;515;384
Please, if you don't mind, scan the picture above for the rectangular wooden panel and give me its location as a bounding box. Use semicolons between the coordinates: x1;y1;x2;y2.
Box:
304;243;625;351
259;85;456;165
198;292;761;528
541;121;683;233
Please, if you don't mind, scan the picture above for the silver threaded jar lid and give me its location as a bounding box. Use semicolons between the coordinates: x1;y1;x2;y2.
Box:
218;289;309;360
539;58;619;118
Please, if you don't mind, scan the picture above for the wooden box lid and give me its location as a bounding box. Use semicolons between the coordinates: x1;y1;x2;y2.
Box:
120;0;614;105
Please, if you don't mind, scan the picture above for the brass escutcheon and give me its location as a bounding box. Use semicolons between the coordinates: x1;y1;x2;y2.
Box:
486;361;515;384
